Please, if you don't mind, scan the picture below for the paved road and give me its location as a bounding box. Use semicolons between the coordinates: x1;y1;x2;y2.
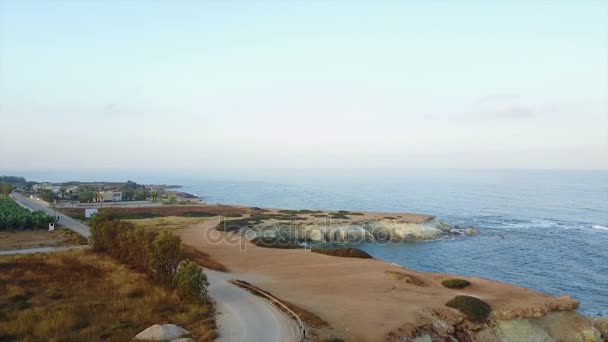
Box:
8;192;300;342
10;192;91;238
208;270;301;342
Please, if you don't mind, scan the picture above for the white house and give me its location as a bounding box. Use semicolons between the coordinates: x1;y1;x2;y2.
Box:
100;191;122;202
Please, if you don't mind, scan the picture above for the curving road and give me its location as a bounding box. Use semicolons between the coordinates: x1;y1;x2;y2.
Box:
8;192;301;342
208;270;301;342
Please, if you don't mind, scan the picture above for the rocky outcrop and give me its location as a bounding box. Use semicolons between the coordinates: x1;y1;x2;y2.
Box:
134;324;191;341
592;317;608;341
252;218;462;243
388;308;604;342
482;311;602;341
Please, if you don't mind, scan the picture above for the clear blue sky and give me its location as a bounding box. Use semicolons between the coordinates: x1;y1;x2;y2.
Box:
1;1;606;170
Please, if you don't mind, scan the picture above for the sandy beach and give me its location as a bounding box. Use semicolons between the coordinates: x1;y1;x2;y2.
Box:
176;217;580;341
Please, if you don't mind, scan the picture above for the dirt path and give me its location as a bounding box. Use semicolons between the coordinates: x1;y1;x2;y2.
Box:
0;245;89;256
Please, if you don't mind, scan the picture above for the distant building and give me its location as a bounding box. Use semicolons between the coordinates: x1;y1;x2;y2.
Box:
100;191;122;202
32;182;53;191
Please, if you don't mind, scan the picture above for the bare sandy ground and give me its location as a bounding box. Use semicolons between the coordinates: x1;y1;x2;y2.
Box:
178;219;578;341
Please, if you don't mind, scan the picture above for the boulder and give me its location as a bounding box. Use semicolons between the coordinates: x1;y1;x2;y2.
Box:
464;228;480;236
492;312;603;342
592;317;608;340
497;319;551;341
134;324;191;341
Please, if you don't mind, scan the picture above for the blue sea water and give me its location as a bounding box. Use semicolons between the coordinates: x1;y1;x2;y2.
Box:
176;169;608;316
14;168;608;316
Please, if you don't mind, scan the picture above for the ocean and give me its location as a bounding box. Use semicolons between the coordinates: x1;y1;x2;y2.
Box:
15;168;608;316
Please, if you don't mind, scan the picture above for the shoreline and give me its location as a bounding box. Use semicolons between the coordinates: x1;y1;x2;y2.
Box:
172;216;604;341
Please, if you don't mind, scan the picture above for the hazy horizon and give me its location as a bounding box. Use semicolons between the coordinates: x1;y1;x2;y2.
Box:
1;1;607;170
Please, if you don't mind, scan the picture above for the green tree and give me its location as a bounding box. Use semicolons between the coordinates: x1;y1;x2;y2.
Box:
150;191;160;202
134;189;150;201
0;183;14;198
174;259;209;303
79;191;96;203
38;189;55;202
150;231;181;283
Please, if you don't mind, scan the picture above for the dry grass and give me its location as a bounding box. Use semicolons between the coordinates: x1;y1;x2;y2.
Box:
0;250;216;341
125;216;215;230
384;270;426;287
0;228;87;251
61;205;249;220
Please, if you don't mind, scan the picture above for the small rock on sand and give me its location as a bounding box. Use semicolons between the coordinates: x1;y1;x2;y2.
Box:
134;324;191;341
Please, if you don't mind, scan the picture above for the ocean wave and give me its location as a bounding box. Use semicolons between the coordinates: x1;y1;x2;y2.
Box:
591;224;608;231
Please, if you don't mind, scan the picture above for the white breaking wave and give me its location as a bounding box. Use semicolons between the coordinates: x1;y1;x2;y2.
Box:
591;224;608;231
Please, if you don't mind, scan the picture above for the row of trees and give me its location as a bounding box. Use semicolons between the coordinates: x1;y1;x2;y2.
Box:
89;214;208;302
0;198;55;232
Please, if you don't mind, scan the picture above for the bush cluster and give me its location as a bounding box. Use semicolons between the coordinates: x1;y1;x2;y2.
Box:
441;278;472;289
250;236;301;249
89;214;208;303
0;198;55;231
445;295;492;322
311;247;373;259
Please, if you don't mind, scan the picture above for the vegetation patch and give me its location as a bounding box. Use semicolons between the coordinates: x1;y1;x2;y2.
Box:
0;250;216;341
62;205;249;221
125;216;211;231
311;247;372;259
441;278;471;289
215;213;304;232
250;236;301;249
445;295;492;322
384;270;426;286
0;198;55;231
278;209;322;215
329;213;350;219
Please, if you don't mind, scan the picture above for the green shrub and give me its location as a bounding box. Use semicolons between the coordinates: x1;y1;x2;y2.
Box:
311;247;372;259
445;295;492;322
150;231;182;283
442;278;471;289
174;259;209;303
250;236;301;249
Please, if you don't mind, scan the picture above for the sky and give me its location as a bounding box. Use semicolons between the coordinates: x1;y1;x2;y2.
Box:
1;1;607;171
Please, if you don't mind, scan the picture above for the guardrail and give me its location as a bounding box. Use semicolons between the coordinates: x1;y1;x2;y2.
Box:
230;279;305;341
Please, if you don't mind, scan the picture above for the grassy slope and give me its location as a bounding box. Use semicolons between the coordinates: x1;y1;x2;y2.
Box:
0;250;216;341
